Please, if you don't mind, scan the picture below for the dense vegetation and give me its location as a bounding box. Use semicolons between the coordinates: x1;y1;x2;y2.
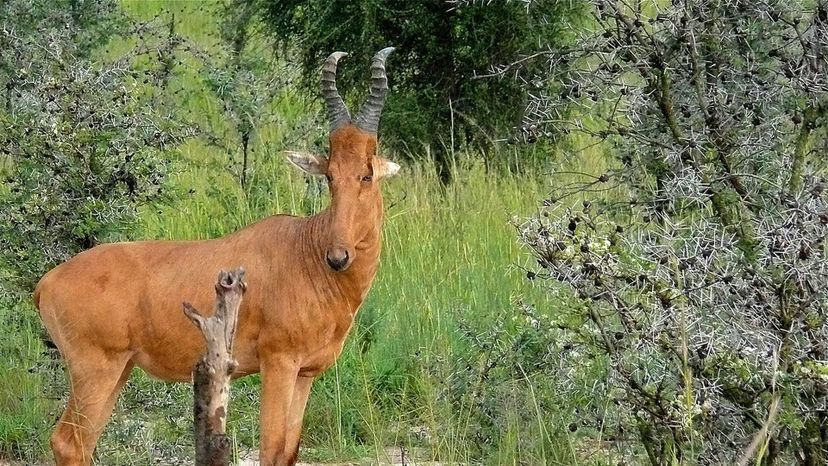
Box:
0;0;192;298
2;0;826;465
507;0;828;464
256;0;582;181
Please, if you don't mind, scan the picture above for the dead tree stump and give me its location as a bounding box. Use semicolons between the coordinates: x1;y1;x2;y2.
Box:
183;268;247;466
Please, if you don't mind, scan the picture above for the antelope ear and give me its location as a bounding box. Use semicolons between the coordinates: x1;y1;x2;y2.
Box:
285;151;328;176
375;157;401;179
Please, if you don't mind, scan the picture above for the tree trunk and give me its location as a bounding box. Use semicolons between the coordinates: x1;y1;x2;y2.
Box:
241;131;250;190
183;268;247;466
4;80;11;113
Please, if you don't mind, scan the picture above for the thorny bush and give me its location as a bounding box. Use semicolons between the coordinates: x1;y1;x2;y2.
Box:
0;0;194;299
473;0;828;464
201;0;289;189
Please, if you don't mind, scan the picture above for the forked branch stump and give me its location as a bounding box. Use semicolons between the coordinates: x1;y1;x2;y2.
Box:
183;268;247;466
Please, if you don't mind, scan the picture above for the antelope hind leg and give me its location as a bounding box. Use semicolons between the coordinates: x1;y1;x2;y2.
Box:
51;352;133;466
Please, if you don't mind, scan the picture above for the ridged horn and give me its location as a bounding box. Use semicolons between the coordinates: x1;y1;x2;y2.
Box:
321;51;351;131
354;47;395;134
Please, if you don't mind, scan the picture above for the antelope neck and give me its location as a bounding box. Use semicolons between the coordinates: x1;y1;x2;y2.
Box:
300;194;384;288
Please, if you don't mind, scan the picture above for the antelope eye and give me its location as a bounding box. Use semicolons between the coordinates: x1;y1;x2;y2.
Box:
325;174;332;183
361;175;373;183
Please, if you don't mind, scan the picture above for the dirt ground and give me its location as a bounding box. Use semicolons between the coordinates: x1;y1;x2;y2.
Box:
239;447;443;466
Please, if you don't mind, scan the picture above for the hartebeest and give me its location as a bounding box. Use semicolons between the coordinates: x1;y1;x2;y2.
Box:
34;48;399;466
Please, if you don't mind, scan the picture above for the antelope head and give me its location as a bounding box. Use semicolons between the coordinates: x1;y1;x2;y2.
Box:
287;48;400;272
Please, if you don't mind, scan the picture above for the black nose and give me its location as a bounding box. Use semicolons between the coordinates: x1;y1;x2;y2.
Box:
326;250;350;271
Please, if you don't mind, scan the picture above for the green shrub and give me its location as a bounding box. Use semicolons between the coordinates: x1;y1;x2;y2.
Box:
501;0;828;464
256;0;583;179
0;0;192;296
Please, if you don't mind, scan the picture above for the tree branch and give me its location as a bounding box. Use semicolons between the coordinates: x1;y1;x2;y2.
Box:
183;268;247;466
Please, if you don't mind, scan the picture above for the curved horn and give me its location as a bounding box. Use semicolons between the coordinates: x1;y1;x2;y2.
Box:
354;47;395;134
321;51;351;131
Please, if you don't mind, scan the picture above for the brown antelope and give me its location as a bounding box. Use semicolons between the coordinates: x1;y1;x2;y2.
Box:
34;48;399;466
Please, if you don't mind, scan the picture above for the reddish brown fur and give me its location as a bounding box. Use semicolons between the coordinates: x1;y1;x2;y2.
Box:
35;125;394;466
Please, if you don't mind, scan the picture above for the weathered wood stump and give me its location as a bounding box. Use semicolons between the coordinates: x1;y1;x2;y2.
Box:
183;268;247;466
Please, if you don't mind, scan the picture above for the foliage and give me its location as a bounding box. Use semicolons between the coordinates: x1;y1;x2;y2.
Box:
0;0;193;297
200;0;289;189
440;302;597;464
492;0;828;464
256;0;583;180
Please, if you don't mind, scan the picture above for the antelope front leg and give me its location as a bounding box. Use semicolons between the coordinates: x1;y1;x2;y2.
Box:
283;375;314;464
259;356;299;466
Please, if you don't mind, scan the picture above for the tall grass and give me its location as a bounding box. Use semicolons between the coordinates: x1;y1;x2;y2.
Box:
0;152;570;464
131;138;556;461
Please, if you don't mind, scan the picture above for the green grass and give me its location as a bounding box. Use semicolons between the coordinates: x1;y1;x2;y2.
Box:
0;155;572;464
0;0;618;464
0;301;55;462
127;145;559;462
1;148;613;464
